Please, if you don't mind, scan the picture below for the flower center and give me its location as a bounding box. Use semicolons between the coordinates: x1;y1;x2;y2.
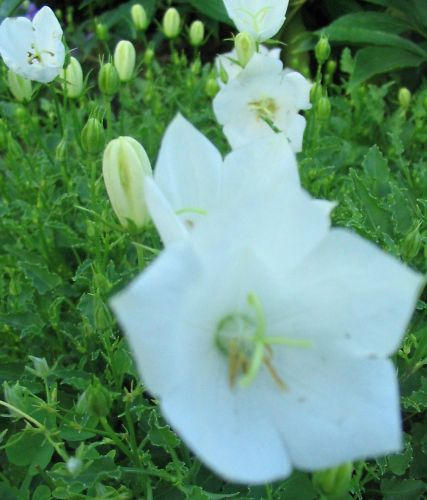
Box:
215;292;312;391
249;97;278;123
27;44;55;65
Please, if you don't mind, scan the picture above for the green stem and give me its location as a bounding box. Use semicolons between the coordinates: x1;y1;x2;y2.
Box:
100;417;136;462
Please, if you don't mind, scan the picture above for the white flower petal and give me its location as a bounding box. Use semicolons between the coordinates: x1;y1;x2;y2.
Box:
110;242;200;395
274;228;424;357
0;17;33;73
277;113;307;153
144;177;189;246
154;114;222;227
223;0;290;41
270;350;402;469
282;71;312;110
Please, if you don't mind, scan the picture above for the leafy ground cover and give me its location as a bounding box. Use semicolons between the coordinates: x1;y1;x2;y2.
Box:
0;1;426;499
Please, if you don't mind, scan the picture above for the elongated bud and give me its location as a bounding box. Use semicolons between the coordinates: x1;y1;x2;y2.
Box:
310;82;323;103
131;4;149;31
235;32;256;67
163;7;181;39
81;117;105;156
218;60;229;84
77;380;111;418
402;222;422;260
96;22;108;41
398;87;411;110
7;70;32;103
189;20;205;47
27;356;50;379
205;77;220;97
98;62;120;96
114;40;136;83
56;137;67;162
313;463;353;499
315;35;331;65
326;60;337;77
144;47;155;65
316;95;331;120
60;56;83;99
102;136;153;228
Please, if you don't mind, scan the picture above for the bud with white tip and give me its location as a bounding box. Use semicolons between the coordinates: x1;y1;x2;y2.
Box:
60;56;83;98
114;40;136;83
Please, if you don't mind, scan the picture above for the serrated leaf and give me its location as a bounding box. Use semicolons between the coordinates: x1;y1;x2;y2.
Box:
362;145;390;198
350;170;393;234
148;413;180;449
389;184;414;234
349;47;425;91
340;47;355;74
19;261;61;295
387;440;413;475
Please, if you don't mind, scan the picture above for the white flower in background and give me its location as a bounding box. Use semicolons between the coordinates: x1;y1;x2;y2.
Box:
112;166;424;483
214;53;312;152
216;45;281;87
144;113;299;246
0;6;65;83
223;0;289;41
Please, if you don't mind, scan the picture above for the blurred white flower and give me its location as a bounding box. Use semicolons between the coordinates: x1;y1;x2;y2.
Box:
213;53;312;152
223;0;289;41
112;166;424;483
0;6;65;83
216;45;281;87
144;113;299;246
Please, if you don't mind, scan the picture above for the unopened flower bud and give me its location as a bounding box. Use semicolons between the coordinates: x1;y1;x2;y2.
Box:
28;356;50;379
77;380;111;418
191;58;202;75
235;32;256;67
189;20;205;47
7;70;32;103
114;40;136;83
315;35;331;65
218;60;229;85
402;223;422;260
3;382;28;416
96;22;108;41
56;137;67;162
144;47;155;65
60;56;83;98
81;117;105;156
102;137;153;228
313;463;353;499
131;4;149;31
326;60;337;77
98;62;120;96
398;87;411;110
163;7;181;39
205;77;220;97
316;95;331;120
310;82;323;103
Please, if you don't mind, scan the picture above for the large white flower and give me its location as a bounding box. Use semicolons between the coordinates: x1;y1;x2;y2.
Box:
213;53;312;152
111;145;424;483
216;45;281;87
223;0;289;41
0;6;65;83
145;113;300;246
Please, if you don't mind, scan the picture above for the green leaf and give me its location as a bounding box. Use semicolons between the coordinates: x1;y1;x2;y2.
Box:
349;47;425;90
387;440;413;475
380;478;426;500
362;145;390;198
33;485;52;500
5;430;53;475
0;0;21;23
186;0;231;24
340;47;355;75
19;261;61;295
148;413;180;449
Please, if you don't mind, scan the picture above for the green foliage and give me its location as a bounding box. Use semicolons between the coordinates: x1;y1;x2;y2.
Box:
0;2;426;499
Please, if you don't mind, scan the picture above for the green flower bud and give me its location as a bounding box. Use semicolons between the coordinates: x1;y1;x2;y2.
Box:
55;137;68;162
3;382;29;416
163;7;181;39
310;82;323;103
235;31;256;67
98;62;120;96
28;356;50;379
398;87;411;110
114;40;136;83
81;117;105;156
218;60;229;85
77;380;111;418
191;58;202;75
96;22;108;41
7;70;32;103
315;35;331;65
401;222;422;260
144;47;155;65
205;77;220;98
313;463;353;500
102;136;153;228
189;20;205;47
316;95;331;120
60;56;83;99
131;4;149;31
326;60;337;76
